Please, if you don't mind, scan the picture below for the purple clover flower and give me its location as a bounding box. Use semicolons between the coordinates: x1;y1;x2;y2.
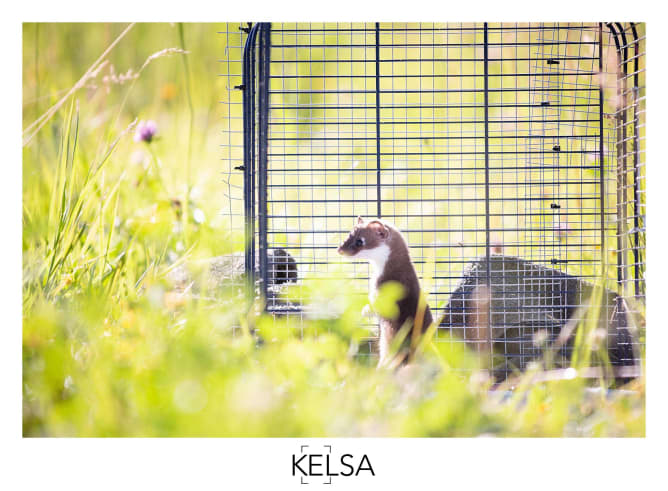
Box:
134;120;158;143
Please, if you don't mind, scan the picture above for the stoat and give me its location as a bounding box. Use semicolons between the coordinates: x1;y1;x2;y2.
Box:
337;216;433;366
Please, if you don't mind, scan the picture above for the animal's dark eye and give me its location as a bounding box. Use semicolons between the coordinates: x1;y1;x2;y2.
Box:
355;238;364;247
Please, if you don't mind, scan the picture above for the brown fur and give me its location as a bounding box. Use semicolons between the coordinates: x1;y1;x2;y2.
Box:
338;217;433;364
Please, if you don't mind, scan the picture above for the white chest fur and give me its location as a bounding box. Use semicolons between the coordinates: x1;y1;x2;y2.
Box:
354;243;392;367
356;243;391;304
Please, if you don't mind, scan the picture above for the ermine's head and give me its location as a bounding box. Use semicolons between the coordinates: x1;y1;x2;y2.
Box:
337;217;392;269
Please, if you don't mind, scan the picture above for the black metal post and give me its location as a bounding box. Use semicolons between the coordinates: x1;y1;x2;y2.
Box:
250;27;257;285
242;24;260;285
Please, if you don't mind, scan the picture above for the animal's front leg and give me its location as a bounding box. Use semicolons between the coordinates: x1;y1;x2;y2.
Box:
376;321;391;369
361;303;373;318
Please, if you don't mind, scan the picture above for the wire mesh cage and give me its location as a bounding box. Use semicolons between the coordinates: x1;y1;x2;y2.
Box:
221;22;645;378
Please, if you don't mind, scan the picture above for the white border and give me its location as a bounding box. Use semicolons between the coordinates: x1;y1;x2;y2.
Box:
4;2;667;489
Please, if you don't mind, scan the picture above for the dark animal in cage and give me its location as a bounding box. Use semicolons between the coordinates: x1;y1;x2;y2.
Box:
229;22;645;381
168;248;298;299
440;254;636;379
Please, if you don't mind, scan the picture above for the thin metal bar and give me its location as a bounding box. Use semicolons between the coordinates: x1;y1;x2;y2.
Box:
483;22;493;369
241;24;259;283
618;23;630;293
267;118;601;125
607;23;624;287
268;87;599;94
271;56;598;64
267;211;608;219
267;134;601;141
264;196;606;203
264;165;605;172
269;243;609;250
270;25;601;33
630;22;642;297
268;150;599;157
598;23;606;274
250;26;259;288
375;22;382;218
270;41;599;49
266;179;603;187
257;22;271;301
270;103;600;111
269;71;600;79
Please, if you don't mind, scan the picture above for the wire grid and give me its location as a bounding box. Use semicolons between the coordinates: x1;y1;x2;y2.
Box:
218;23;248;252
235;22;644;374
217;23;253;339
608;24;646;302
603;23;646;362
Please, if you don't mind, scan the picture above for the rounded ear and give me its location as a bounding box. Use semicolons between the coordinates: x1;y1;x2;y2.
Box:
356;216;365;226
368;221;389;240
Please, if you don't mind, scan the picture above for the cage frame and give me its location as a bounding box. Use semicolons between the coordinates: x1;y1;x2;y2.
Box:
233;22;645;374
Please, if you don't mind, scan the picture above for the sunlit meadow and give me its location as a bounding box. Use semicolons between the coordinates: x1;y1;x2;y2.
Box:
22;23;645;437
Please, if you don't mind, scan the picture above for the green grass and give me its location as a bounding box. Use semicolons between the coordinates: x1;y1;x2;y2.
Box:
22;23;645;437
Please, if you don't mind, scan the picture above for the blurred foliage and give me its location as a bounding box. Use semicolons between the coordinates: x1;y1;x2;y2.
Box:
22;23;644;437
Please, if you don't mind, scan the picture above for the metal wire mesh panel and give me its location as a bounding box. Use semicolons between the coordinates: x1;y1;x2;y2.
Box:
234;22;645;376
603;23;646;365
219;23;248;248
